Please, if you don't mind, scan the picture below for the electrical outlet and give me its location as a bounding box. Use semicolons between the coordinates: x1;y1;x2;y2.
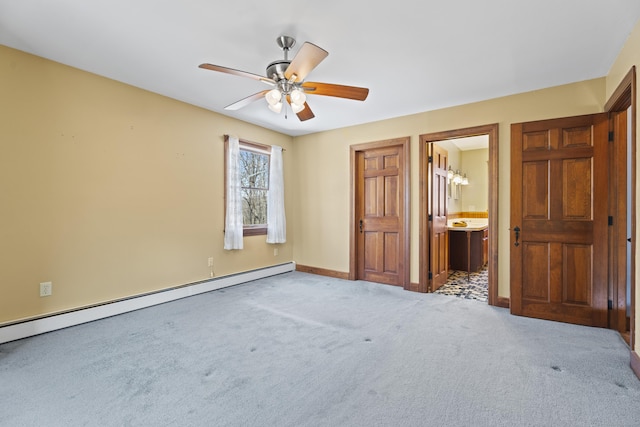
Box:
273;248;278;256
40;282;52;297
208;257;215;278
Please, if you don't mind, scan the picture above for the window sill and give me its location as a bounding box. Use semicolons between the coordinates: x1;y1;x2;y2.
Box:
244;226;267;237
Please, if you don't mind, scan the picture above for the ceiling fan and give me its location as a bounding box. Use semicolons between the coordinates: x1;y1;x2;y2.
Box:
199;36;369;121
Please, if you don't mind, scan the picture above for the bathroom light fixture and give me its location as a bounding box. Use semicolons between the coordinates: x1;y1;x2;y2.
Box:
447;166;454;180
453;169;462;185
448;165;469;188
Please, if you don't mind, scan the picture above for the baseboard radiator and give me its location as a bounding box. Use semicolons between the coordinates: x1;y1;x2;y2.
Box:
0;262;296;344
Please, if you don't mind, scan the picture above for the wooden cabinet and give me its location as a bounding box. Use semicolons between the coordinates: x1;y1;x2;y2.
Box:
449;227;488;273
482;228;488;266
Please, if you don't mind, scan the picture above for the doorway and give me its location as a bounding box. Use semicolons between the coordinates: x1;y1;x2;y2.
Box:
434;136;489;300
419;124;500;306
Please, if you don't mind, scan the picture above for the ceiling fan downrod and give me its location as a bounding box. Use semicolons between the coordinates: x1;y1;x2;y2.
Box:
276;35;296;60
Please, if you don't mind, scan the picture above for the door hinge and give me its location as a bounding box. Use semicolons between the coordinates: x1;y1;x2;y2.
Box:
428;214;433;221
428;271;433;279
608;216;614;226
608;299;613;310
428;156;433;163
608;131;614;142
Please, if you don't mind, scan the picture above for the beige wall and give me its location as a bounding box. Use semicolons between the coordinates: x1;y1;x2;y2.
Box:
0;45;293;324
605;19;640;350
431;142;487;213
292;79;605;296
460;148;489;213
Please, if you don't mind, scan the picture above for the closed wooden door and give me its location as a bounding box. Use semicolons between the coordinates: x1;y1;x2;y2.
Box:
429;144;448;291
510;113;608;327
356;144;407;287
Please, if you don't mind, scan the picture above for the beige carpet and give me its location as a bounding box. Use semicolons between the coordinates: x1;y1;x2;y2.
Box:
1;271;638;426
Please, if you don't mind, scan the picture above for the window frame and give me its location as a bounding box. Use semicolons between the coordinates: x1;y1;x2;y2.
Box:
224;136;271;237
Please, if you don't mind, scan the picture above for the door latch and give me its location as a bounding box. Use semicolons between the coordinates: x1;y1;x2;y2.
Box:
359;219;363;233
513;226;520;247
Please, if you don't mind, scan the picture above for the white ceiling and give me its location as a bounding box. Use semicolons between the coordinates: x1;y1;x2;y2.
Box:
1;1;639;137
449;135;489;152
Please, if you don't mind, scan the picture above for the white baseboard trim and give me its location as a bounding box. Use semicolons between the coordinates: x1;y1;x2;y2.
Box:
0;262;295;344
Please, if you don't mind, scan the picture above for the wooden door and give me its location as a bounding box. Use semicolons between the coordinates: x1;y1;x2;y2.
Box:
429;144;448;291
510;113;608;327
356;145;407;286
609;109;630;334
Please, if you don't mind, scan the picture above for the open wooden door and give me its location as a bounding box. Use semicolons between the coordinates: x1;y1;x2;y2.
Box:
429;144;448;291
609;108;630;335
510;113;609;327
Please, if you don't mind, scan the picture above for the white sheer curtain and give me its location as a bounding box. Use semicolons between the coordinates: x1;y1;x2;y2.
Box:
266;145;286;243
224;136;243;250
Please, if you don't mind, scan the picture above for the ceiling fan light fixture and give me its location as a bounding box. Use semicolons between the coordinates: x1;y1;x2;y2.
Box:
291;102;305;113
268;101;283;113
290;88;306;105
266;88;282;106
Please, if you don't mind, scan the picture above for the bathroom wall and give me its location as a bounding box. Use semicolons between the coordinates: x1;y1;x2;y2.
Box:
460;148;489;213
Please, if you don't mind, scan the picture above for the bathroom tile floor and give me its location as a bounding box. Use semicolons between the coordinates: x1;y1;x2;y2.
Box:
434;266;488;302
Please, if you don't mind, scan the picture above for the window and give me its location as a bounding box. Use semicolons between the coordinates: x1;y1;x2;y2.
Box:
226;138;270;236
239;145;269;235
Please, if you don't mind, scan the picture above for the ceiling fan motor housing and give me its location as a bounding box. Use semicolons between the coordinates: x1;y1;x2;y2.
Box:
266;60;290;81
266;36;297;81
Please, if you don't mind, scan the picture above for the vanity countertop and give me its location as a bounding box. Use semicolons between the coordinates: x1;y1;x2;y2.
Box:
447;219;488;231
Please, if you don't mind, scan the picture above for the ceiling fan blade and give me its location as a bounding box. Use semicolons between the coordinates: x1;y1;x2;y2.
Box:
225;90;269;110
295;102;315;121
284;42;328;82
301;82;369;101
199;63;275;85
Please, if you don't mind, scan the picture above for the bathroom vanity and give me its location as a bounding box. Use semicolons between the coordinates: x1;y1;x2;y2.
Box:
448;219;488;280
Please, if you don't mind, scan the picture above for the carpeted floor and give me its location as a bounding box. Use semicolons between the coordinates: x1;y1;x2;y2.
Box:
1;271;639;426
435;267;488;302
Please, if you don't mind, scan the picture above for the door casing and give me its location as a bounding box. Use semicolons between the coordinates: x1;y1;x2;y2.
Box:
605;66;636;349
418;124;499;304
